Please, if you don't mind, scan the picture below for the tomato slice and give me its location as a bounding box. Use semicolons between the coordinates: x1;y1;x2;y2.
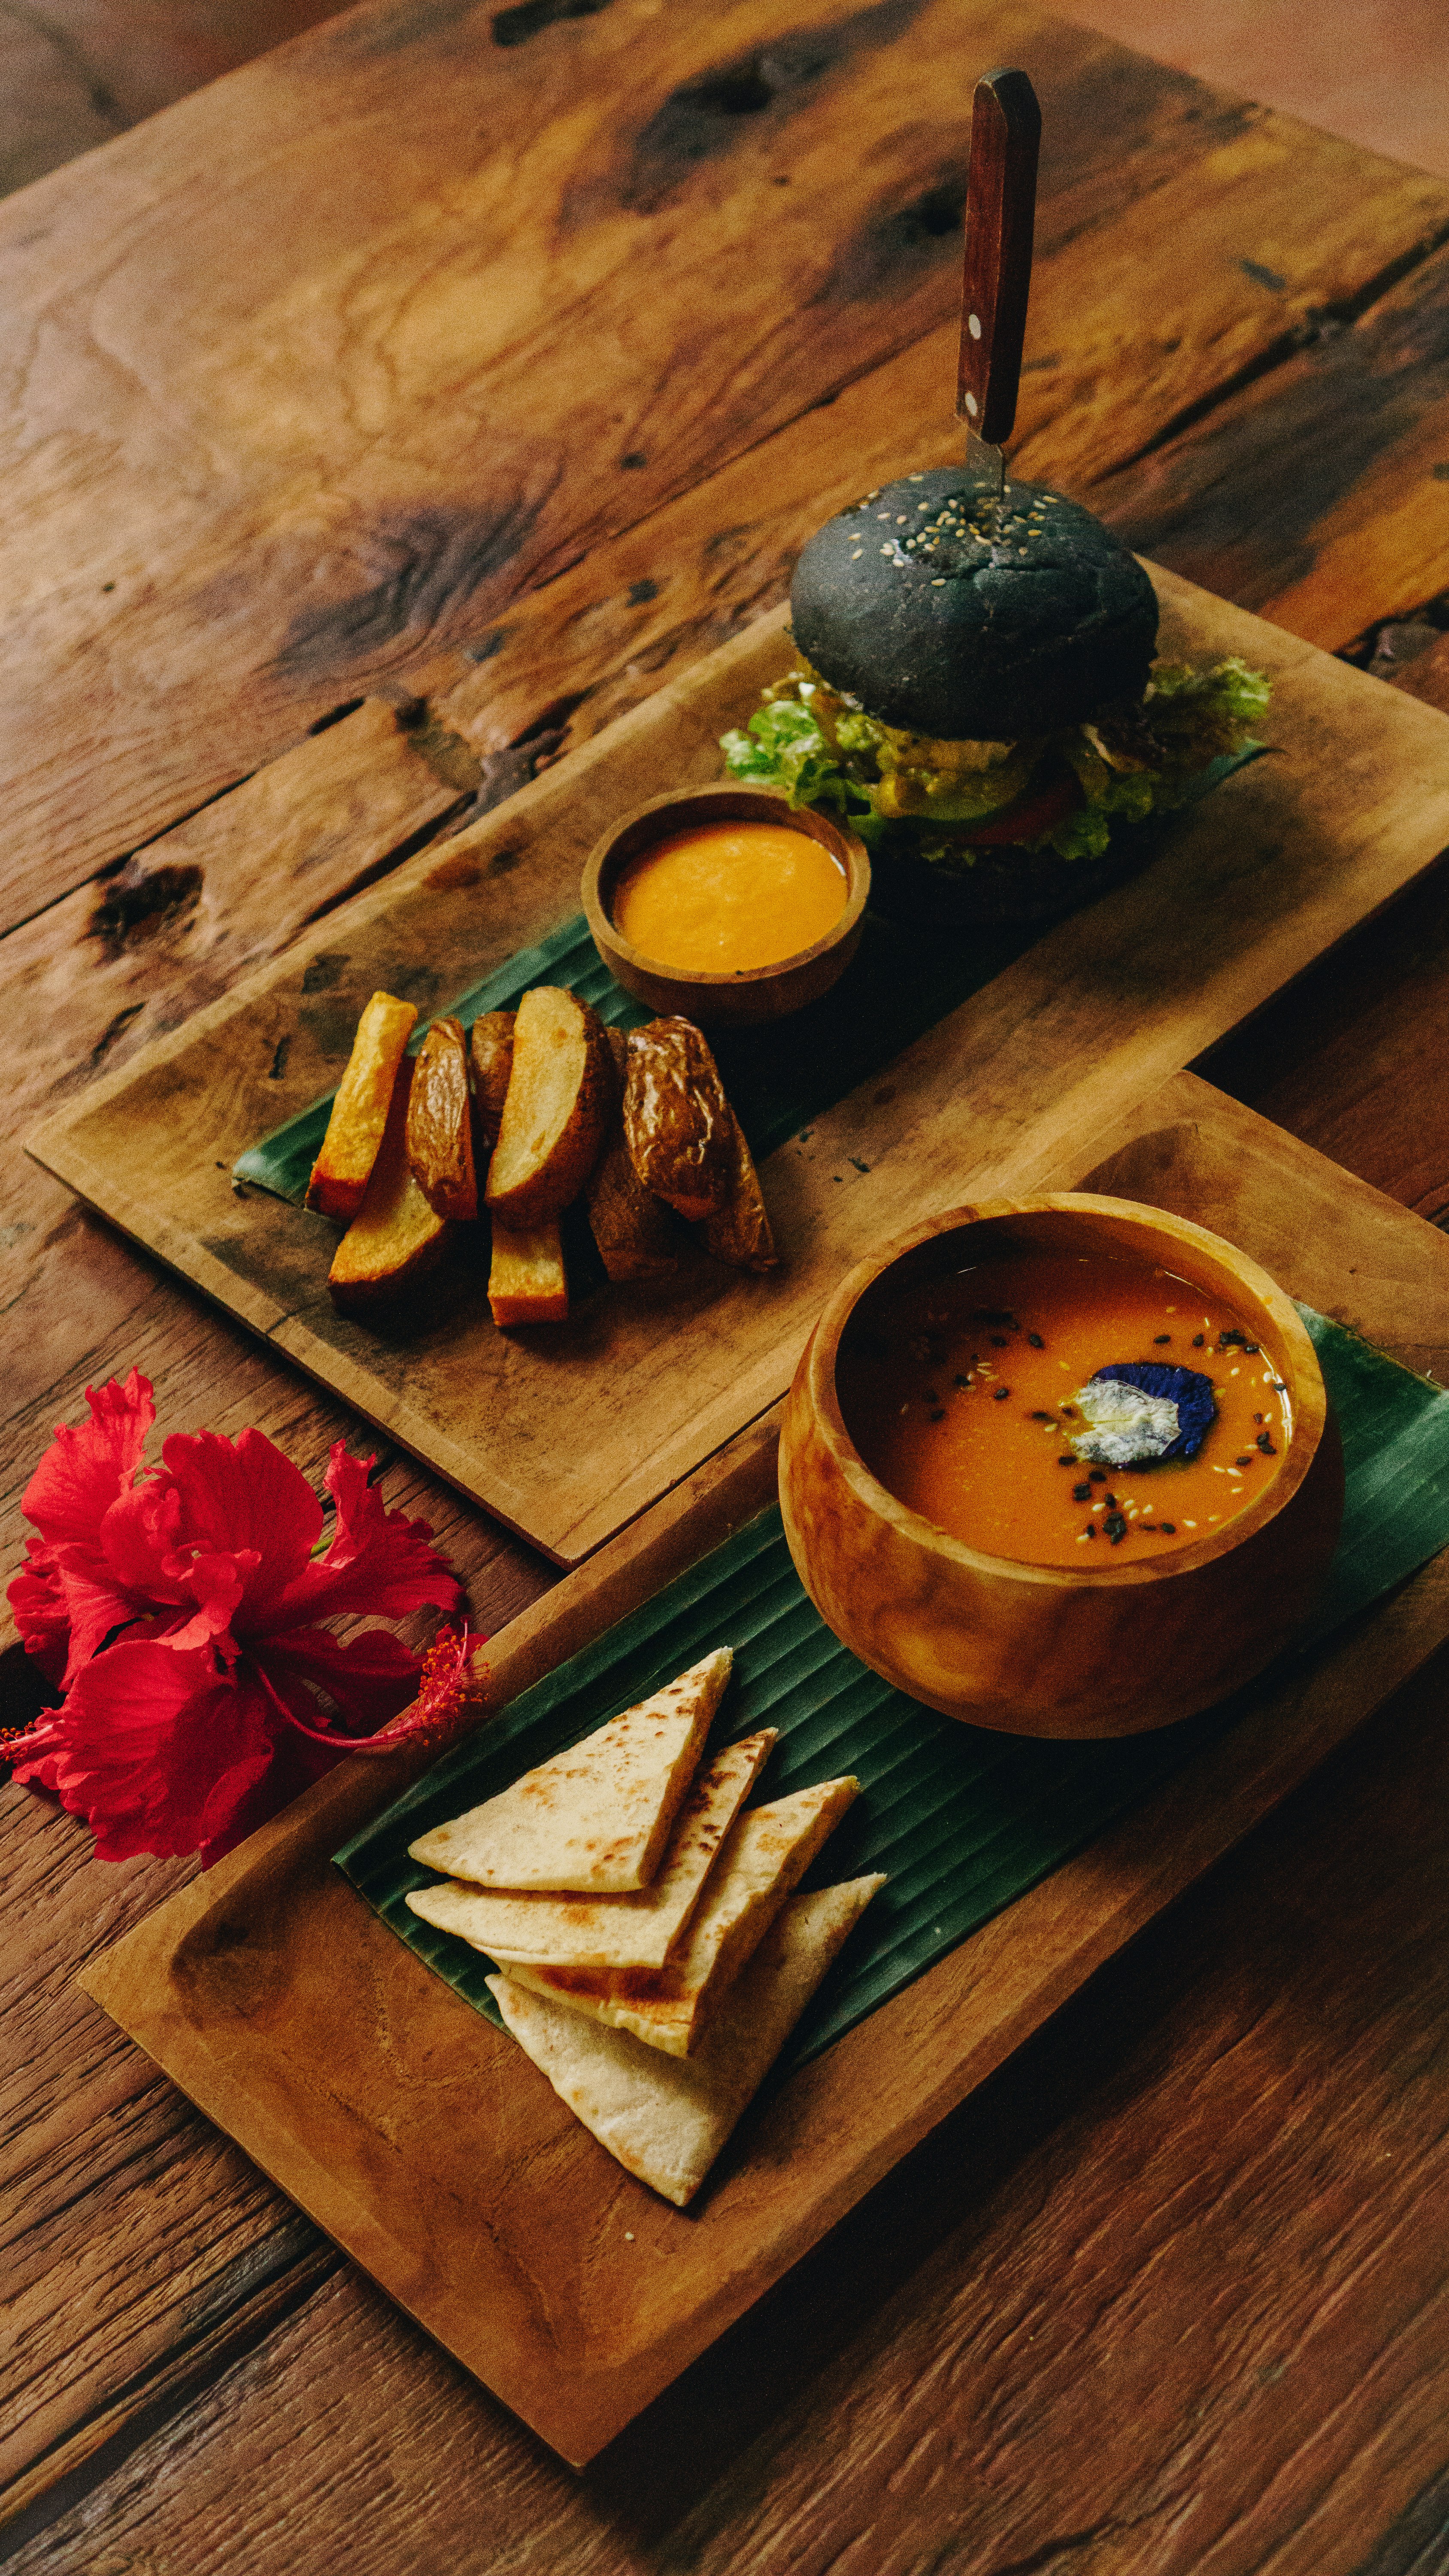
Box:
958;770;1082;847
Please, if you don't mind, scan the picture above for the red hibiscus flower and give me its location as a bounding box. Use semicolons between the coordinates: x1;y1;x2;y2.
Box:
5;1371;482;1866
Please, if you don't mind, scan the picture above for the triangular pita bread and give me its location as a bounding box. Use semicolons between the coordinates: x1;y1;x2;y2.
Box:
406;1728;775;1970
502;1776;859;2056
487;1874;886;2207
407;1648;732;1892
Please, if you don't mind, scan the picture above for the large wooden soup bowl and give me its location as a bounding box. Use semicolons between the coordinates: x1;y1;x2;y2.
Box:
777;1195;1345;1739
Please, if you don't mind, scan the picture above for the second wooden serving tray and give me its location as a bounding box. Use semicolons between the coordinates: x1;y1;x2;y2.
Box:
78;1073;1449;2465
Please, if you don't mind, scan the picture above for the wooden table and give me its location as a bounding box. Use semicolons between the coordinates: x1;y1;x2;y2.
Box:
4;3;1449;2565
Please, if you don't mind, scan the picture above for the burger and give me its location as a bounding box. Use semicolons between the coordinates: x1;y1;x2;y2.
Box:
722;466;1270;927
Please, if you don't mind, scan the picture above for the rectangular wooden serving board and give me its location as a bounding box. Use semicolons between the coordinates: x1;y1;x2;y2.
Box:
28;568;1449;1566
79;1072;1449;2468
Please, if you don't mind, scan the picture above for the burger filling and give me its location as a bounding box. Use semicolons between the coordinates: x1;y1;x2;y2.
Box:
721;656;1270;870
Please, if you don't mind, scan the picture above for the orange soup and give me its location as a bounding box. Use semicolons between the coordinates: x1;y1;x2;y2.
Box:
837;1251;1293;1568
610;821;848;974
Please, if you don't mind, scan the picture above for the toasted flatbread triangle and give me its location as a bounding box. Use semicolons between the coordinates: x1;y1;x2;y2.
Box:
406;1729;775;1969
503;1775;859;2057
407;1648;733;1892
488;1874;886;2207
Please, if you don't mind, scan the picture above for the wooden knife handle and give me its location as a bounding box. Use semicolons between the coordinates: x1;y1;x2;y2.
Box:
957;67;1041;446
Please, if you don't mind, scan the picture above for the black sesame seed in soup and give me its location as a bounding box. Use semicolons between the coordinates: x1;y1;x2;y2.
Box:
1028;1332;1045;1349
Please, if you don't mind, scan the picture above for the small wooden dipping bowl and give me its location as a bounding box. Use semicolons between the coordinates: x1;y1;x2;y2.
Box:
778;1195;1346;1739
582;784;870;1027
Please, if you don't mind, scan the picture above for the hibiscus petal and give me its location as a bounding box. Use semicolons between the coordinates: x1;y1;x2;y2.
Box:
270;1446;460;1629
154;1551;251;1654
99;1477;187;1602
20;1370;154;1551
22;1638;278;1865
46;1541;158;1686
257;1625;424;1740
151;1427;324;1628
13;1372;158;1683
8;1539;71;1684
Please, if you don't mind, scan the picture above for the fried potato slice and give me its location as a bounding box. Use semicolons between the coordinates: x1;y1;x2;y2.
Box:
306;990;417;1221
405;1017;477;1221
485;987;610;1225
585;1027;680;1282
469;1010;515;1154
488;1217;568;1325
703;1113;777;1272
328;1058;449;1310
622;1017;735;1223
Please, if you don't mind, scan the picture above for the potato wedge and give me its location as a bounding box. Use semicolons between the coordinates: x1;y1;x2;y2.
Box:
704;1114;777;1271
329;1059;449;1310
488;1218;568;1326
306;990;417;1221
585;1028;679;1282
406;1017;477;1221
485;987;610;1225
622;1017;734;1223
469;1010;515;1154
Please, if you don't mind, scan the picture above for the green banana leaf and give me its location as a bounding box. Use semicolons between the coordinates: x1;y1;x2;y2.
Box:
336;1308;1449;2072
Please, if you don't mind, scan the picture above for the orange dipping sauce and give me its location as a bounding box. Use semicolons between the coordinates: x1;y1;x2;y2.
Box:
610;821;848;974
837;1252;1292;1568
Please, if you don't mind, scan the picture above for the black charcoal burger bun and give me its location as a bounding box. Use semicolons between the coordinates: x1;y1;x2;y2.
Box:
790;467;1159;742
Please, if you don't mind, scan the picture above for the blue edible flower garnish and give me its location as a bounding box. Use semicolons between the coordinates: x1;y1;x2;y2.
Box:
1072;1362;1217;1468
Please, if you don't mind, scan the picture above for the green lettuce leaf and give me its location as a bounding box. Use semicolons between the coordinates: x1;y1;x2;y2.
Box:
722;656;1271;867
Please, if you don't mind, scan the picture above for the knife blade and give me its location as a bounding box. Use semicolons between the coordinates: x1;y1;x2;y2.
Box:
958;66;1041;520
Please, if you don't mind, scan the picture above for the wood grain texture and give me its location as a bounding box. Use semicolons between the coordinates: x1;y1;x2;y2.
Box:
2;0;1448;2554
3;0;1448;924
66;1078;1449;2466
1105;239;1449;648
30;568;1449;1563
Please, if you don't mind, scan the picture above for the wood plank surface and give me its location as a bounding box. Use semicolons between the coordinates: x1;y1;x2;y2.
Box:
4;0;1449;925
60;1076;1449;2470
5;0;1449;2558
